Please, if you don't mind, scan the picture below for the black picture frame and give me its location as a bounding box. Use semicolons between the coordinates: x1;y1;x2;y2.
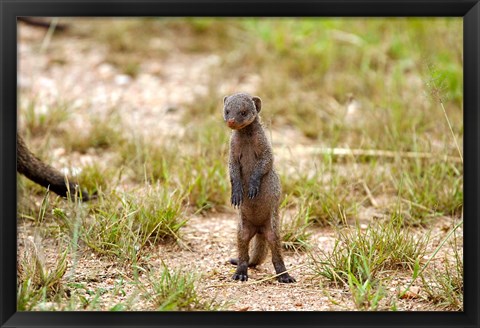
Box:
1;1;479;327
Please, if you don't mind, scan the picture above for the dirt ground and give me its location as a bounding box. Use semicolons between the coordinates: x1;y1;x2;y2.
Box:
17;19;462;311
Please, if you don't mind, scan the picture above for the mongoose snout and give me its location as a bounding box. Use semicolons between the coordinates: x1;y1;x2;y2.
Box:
224;92;296;284
226;119;236;128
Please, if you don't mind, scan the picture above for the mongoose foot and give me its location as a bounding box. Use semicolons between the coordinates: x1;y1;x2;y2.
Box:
233;262;249;281
232;272;248;282
277;273;296;283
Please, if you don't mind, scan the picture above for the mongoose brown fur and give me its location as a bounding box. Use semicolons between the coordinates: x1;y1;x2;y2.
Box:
17;133;88;200
223;92;295;283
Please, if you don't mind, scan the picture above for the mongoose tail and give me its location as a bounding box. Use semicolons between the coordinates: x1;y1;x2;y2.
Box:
17;134;89;200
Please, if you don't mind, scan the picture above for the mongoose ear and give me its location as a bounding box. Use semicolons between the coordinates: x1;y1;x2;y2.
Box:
252;96;262;113
223;96;229;104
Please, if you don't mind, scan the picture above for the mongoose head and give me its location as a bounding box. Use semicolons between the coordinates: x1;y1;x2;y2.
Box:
223;93;262;130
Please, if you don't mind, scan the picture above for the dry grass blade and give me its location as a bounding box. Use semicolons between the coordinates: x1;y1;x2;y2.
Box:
361;180;378;208
400;219;463;299
440;101;463;163
40;18;61;53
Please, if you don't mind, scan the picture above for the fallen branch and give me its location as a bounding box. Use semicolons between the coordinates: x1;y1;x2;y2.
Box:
278;146;462;163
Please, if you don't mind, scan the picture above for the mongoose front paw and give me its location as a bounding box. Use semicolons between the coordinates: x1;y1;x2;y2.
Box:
231;190;243;208
278;274;296;283
232;273;248;281
248;183;260;199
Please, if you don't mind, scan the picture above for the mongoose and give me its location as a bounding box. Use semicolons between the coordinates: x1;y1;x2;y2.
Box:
17;133;89;200
223;92;295;284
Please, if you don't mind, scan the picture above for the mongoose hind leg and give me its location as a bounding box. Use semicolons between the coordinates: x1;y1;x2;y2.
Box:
232;221;256;281
265;225;296;283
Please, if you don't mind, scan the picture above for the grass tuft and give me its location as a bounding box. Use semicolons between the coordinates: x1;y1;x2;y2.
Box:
21;98;71;137
420;245;463;310
52;185;187;262
311;214;429;284
280;195;313;251
63;113;125;154
17;238;68;311
143;262;222;311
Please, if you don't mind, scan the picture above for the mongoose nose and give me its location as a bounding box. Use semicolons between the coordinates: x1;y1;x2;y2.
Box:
227;119;235;127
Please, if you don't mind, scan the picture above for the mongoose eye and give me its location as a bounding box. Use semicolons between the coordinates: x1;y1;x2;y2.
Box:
225;110;230;115
241;111;247;116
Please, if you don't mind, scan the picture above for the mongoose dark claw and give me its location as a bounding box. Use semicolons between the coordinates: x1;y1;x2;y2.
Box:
278;274;296;283
233;273;248;281
231;194;243;207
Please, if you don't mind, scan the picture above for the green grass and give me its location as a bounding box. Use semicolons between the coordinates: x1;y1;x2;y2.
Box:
62;113;125;154
68;186;187;261
17;245;68;311
181;80;226;124
280;195;313;251
234;18;462;146
23;181;187;265
142;263;222;311
420;254;463;311
389;160;463;225
309;214;430;310
180;118;230;213
78;18;239;76
420;227;463;310
182;157;230;213
75;163;110;196
20;98;71;137
311;214;429;284
347;272;387;311
17;175;49;218
118;136;178;184
116;118;230;213
280;162;367;226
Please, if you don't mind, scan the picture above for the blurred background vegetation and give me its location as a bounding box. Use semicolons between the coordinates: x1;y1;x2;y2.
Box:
83;17;463;150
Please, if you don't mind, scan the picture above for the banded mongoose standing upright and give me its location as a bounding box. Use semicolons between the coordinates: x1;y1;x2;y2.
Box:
223;92;295;283
17;133;89;200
